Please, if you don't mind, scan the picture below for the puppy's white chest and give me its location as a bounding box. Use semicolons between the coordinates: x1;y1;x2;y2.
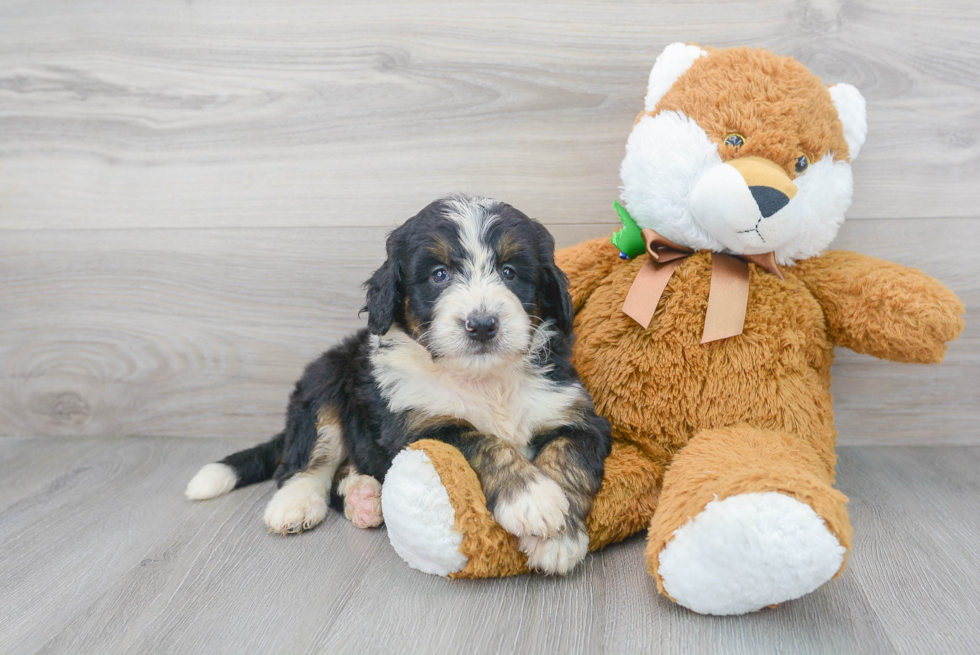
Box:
372;339;580;447
425;373;564;445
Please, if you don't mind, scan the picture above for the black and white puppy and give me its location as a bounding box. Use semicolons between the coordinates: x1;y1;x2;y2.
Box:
185;195;611;573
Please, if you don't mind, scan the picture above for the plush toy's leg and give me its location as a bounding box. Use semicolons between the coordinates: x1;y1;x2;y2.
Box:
646;425;852;615
382;439;661;578
382;440;529;578
586;441;663;549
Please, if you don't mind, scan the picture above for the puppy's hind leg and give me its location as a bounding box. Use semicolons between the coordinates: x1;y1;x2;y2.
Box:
264;408;346;535
335;465;384;529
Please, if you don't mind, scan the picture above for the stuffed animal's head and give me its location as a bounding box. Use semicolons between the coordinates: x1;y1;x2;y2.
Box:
619;44;867;265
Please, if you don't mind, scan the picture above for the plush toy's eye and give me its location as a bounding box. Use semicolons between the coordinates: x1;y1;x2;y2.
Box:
501;264;517;280
724;133;745;148
795;155;809;174
431;267;450;283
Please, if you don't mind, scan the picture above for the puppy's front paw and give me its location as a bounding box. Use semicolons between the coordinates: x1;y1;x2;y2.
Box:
263;476;327;535
520;529;589;575
492;475;569;538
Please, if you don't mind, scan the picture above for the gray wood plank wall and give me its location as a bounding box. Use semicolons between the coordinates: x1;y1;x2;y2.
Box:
2;0;977;445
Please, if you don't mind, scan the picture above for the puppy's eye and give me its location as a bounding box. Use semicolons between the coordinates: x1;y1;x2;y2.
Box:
431;267;450;283
501;265;517;280
724;133;745;148
795;155;809;174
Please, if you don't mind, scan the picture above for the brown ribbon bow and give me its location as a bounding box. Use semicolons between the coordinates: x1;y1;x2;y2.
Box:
622;228;784;343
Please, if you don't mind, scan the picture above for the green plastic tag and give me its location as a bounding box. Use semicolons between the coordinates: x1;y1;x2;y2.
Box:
610;200;646;258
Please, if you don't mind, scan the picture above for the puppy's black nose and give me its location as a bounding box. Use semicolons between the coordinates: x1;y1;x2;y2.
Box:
464;313;499;341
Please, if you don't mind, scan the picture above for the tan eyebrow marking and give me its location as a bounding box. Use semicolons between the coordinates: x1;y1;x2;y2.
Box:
427;237;454;264
495;232;522;262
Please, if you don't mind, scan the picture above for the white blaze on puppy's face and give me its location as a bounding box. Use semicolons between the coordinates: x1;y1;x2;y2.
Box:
425;197;532;372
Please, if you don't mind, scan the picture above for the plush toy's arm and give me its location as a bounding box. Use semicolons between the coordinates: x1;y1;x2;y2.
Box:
792;250;964;363
556;237;622;312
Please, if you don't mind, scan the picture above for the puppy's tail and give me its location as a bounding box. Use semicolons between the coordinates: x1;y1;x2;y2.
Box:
185;432;285;501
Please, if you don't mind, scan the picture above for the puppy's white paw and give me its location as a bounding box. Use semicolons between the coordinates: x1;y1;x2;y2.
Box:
185;463;237;500
263;476;328;535
339;474;384;529
492;475;569;538
520;529;589;575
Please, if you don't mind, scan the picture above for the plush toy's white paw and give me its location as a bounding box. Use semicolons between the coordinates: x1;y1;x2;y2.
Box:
263;475;328;535
382;449;468;576
339;474;384;529
658;491;845;616
185;463;237;500
520;529;589;575
492;475;569;538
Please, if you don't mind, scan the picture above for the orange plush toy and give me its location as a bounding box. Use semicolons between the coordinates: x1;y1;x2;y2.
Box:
381;44;965;615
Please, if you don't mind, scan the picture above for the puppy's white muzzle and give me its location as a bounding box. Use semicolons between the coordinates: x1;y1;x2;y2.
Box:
428;277;531;370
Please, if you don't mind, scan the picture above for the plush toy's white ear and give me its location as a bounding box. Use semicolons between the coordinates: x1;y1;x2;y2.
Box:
644;43;709;111
828;83;867;160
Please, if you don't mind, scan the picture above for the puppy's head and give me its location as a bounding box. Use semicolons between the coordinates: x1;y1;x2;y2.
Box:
364;195;571;371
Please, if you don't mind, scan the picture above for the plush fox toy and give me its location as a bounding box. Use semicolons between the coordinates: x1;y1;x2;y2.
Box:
380;45;965;615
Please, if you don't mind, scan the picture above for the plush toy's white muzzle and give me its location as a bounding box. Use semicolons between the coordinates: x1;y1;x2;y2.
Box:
620;111;857;265
690;157;803;255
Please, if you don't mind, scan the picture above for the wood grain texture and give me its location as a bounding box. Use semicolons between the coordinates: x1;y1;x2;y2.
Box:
0;0;977;445
1;219;975;444
1;436;977;654
839;447;980;654
0;0;979;231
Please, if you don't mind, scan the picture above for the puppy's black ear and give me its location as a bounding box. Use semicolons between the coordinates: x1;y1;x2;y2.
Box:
363;235;403;336
536;228;575;335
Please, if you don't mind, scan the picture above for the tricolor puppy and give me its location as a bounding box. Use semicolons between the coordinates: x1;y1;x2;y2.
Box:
186;195;611;574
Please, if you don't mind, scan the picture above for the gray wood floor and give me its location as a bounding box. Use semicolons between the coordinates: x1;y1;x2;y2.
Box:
1;436;978;654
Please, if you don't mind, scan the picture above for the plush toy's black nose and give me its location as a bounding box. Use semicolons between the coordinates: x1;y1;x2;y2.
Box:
749;186;790;218
464;313;499;342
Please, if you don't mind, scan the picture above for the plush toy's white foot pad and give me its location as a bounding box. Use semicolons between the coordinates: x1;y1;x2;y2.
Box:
339;474;384;529
263;475;328;535
520;529;588;575
185;463;237;500
658;491;845;616
382;449;468;576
